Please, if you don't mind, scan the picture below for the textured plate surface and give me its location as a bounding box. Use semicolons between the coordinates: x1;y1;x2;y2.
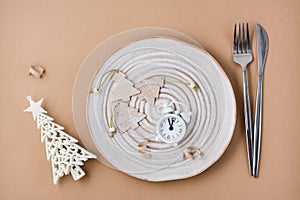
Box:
87;37;236;181
72;27;202;168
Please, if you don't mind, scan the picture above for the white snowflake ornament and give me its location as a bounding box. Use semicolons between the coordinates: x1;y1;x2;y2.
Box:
24;96;97;185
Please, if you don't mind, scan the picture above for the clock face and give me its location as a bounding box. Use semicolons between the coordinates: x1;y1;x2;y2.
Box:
156;114;187;143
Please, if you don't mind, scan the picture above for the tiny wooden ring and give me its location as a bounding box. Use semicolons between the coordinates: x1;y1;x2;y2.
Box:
187;146;201;155
137;140;149;147
29;65;45;78
137;140;149;151
184;146;201;158
184;151;193;159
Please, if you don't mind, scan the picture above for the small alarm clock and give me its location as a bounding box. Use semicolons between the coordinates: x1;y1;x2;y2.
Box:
156;101;192;144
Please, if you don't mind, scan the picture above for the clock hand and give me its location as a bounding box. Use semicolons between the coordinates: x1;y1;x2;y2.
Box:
170;118;176;126
168;118;174;130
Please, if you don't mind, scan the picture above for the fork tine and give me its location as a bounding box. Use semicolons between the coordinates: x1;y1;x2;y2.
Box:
238;23;241;53
233;24;236;46
242;23;245;53
246;23;251;51
233;24;237;51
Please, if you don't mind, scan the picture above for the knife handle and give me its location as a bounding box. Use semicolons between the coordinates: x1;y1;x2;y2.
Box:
242;70;254;176
253;75;263;177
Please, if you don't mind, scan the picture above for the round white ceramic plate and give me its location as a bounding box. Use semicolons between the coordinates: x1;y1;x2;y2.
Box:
72;27;202;169
87;37;236;181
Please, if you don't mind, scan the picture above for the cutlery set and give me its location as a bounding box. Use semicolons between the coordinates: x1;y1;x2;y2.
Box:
232;23;269;177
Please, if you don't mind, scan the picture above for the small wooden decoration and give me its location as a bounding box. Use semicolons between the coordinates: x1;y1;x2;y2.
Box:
184;146;201;159
115;102;146;133
135;76;164;106
110;71;140;102
29;65;45;78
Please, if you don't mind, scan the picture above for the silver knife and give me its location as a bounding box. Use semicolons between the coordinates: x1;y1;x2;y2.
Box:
253;24;269;177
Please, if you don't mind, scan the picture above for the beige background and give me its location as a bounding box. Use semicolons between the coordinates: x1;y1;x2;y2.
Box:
1;0;299;199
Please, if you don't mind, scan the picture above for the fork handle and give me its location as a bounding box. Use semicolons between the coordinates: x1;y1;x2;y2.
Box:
242;69;254;176
253;74;263;177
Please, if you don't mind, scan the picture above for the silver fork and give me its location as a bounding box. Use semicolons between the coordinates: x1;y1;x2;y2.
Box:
232;23;254;176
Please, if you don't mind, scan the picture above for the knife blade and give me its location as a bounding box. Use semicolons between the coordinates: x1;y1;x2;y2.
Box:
253;24;269;177
257;24;269;75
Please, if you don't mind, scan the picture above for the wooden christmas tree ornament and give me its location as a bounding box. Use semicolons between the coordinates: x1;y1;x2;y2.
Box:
135;76;164;106
110;71;140;102
115;102;146;133
24;96;96;185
